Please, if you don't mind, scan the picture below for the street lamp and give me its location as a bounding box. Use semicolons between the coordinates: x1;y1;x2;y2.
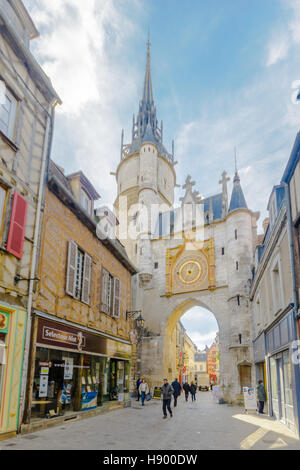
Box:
135;314;145;331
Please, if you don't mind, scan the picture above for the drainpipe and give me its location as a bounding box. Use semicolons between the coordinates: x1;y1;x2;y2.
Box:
283;182;300;437
18;102;56;429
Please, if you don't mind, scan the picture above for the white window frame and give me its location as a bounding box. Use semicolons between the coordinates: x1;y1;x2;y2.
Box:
0;85;17;141
270;253;284;315
80;188;92;215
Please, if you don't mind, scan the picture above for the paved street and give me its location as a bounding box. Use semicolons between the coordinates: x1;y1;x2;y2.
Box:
2;392;300;450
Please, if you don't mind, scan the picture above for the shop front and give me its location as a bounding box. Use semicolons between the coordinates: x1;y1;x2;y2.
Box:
0;304;27;435
28;314;131;423
266;310;296;433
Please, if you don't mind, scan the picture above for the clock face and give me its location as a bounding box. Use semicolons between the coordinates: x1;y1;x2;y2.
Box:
178;260;202;285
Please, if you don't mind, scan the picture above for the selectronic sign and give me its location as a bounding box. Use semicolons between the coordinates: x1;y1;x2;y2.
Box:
42;326;86;348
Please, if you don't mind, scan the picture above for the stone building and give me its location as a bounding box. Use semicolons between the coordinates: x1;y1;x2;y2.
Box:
251;132;300;435
21;161;137;431
183;331;197;384
113;41;259;401
0;0;60;438
207;341;219;385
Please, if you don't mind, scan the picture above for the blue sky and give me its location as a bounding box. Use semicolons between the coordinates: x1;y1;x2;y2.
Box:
23;0;300;349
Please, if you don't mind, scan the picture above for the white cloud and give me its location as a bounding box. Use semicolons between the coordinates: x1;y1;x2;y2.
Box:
24;0;145;201
266;0;300;67
266;35;289;67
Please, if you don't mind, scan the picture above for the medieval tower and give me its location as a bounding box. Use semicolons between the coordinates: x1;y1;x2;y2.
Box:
113;41;259;401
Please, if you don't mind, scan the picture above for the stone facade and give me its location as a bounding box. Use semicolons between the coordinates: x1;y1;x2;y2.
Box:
114;44;259;402
0;0;60;435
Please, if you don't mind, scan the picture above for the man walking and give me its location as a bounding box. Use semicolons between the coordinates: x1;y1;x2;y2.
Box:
257;380;267;414
190;382;197;402
171;378;182;407
162;378;174;419
183;381;190;402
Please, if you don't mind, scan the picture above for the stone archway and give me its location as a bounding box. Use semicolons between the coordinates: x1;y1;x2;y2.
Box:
139;287;252;402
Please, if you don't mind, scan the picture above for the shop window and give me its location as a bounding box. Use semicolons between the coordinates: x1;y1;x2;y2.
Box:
31;348;110;420
0;84;17;141
101;268;121;317
66;240;92;305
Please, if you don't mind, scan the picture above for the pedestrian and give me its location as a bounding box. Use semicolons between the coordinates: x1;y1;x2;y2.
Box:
183;382;190;402
171;378;182;407
139;379;150;406
256;380;267;414
162;378;174;419
190;382;197;402
136;376;142;401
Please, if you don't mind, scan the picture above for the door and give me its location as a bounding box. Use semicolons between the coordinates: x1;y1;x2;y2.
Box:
270;356;279;419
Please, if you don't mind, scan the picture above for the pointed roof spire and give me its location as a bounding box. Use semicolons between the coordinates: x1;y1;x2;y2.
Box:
229;149;248;212
142;31;154;106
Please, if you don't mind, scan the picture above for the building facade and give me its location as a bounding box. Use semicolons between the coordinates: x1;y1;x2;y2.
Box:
183;331;197;384
114;42;259;402
207;341;219;385
0;0;60;437
251;135;300;435
22;161;136;427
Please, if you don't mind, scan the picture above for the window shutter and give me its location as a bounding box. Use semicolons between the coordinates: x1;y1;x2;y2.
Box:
101;268;109;314
66;240;77;297
109;275;114;316
81;253;92;305
6;191;28;259
113;278;121;318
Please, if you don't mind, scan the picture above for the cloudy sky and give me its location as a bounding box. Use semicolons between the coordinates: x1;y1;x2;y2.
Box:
23;0;300;349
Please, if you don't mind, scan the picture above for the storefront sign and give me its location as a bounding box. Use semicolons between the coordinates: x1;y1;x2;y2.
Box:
36;317;132;359
42;325;86;350
0;311;9;334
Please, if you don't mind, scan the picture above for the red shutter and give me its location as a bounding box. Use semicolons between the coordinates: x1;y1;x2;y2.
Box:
6;191;28;259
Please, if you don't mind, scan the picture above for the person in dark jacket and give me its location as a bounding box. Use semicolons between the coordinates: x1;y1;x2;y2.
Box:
256;380;267;414
183;382;190;402
136;376;142;401
190;382;197;402
162;378;174;419
171;378;182;407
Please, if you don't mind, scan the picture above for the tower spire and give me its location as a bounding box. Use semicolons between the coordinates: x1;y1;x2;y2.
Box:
142;31;154;107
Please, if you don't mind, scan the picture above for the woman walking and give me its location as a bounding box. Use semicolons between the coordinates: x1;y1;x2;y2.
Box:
139;379;150;406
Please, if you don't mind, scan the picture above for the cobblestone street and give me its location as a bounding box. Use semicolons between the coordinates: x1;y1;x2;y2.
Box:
2;393;300;451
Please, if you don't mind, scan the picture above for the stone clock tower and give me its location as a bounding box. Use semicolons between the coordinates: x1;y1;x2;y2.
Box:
113;41;259;402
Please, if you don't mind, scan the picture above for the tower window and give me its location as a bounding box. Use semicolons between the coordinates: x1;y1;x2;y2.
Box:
237;295;240;306
222;247;225;256
235;229;238;240
238;334;242;344
154;262;158;269
236;261;239;271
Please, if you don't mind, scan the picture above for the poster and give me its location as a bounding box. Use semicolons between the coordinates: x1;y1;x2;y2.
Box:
63;357;74;380
243;387;257;411
39;375;48;398
118;393;125;402
153;386;162;400
82;392;97;411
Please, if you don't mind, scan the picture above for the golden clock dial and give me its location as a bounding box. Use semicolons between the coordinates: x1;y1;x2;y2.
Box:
178;260;202;284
